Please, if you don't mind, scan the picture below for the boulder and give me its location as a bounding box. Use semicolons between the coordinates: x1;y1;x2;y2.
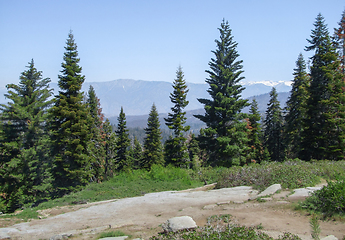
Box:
257;184;282;198
162;216;197;232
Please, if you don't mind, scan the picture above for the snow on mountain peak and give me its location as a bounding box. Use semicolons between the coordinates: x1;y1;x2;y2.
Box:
242;80;292;87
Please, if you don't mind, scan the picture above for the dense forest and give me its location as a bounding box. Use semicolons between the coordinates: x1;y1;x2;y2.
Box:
0;11;344;213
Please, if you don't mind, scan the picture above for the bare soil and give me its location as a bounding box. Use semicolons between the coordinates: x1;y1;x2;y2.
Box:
1;184;344;240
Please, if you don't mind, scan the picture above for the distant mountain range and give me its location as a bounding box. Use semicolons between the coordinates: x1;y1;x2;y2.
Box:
0;79;291;129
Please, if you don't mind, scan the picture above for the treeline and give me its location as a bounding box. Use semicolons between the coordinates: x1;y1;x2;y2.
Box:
0;11;344;213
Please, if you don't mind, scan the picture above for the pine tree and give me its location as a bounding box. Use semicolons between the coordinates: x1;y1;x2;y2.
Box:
50;31;91;196
164;66;190;167
334;10;345;74
130;136;143;169
86;85;105;182
247;99;266;163
284;54;310;159
302;14;345;160
264;87;284;162
142;104;163;169
0;59;53;212
115;107;131;171
103;119;116;178
194;19;249;167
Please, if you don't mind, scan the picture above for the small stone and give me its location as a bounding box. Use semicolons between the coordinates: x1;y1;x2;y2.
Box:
321;235;338;240
216;201;229;205
232;200;244;204
260;197;273;201
203;204;217;210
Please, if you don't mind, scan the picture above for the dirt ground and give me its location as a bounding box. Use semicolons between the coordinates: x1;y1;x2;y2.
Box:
1;185;344;240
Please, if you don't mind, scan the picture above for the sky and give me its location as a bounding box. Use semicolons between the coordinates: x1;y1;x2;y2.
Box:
0;0;344;88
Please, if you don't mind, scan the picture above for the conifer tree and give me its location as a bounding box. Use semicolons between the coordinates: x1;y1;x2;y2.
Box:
194;19;249;166
130;136;143;169
103;119;116;178
50;31;91;196
115;107;131;171
86;85;105;182
264;88;284;162
247;99;266;163
334;10;345;74
302;14;345;160
142;104;163;169
0;59;53;212
164;66;190;167
284;54;310;159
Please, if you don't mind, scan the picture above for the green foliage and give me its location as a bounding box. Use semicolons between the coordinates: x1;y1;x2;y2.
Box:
164;66;190;167
142;104;164;169
0;59;53;213
310;215;320;240
50;31;91;197
151;214;301;240
215;160;336;191
86;85;106;182
97;230;126;239
300;176;345;217
247;99;267;163
194;19;249;167
264;87;284;162
284;54;310;159
115;107;131;171
103;119;116;179
302;13;345;160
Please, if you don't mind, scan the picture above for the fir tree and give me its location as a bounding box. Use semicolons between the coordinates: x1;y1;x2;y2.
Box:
0;59;53;212
115;107;131;171
86;85;105;182
333;10;345;74
247;99;266;163
194;19;249;166
284;54;310;159
50;31;91;196
103;119;116;178
142;104;163;169
164;66;190;167
264;87;284;162
130;136;143;169
302;14;345;160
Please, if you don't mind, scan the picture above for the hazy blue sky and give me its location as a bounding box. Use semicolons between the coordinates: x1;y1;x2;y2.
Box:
0;0;344;88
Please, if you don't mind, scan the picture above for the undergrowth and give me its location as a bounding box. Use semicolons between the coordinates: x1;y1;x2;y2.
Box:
299;176;345;218
150;214;302;240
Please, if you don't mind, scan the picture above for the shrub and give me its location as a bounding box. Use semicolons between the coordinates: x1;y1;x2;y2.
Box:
300;176;345;217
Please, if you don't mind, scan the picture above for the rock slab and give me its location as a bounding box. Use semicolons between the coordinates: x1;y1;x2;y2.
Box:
257;184;282;198
162;216;197;232
321;235;338;240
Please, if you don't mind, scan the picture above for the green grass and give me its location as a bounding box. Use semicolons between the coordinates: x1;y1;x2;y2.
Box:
2;160;345;221
97;230;127;239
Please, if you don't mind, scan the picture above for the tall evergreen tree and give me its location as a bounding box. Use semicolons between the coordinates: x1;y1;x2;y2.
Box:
334;10;345;74
302;14;345;160
284;54;310;159
0;59;53;212
247;99;266;163
103;119;116;178
264;88;284;162
50;31;91;196
194;19;249;167
164;66;190;167
86;85;105;182
115;107;131;171
130;136;143;169
142;104;163;169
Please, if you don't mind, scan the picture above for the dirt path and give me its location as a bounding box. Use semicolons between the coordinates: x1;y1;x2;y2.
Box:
1;185;344;240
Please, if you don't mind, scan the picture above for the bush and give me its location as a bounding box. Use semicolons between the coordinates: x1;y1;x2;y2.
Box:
300;176;345;217
216;160;321;191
